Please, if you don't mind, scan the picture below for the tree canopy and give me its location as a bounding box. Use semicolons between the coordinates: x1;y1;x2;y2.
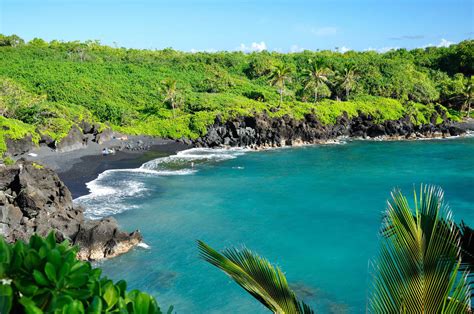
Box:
0;35;472;156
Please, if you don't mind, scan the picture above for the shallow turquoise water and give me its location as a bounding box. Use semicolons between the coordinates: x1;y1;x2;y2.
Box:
77;137;474;313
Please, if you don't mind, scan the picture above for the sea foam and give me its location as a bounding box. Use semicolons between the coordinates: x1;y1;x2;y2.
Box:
74;148;248;219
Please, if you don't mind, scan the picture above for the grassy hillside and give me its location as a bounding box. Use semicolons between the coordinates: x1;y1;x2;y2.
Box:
0;35;472;156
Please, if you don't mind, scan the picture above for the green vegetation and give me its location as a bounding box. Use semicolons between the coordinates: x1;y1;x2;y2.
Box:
198;240;314;313
369;185;470;313
0;232;165;314
0;34;472;156
199;185;472;313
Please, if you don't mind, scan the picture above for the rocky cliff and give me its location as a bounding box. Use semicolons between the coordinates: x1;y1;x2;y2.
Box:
193;112;465;148
0;160;142;260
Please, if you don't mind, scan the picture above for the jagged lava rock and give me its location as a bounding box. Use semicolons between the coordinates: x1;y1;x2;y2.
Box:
0;160;142;261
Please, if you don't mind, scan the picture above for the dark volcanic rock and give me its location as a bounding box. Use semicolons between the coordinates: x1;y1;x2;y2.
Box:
95;128;115;144
75;218;142;260
6;135;36;156
55;125;86;152
0;160;142;261
194;112;465;148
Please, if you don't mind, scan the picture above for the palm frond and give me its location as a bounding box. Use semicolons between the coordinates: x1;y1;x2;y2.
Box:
369;185;471;313
197;240;314;314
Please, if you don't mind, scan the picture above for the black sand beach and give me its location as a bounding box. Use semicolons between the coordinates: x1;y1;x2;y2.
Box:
22;139;190;199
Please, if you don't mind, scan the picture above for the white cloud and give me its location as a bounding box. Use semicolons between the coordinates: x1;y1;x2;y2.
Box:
311;26;338;36
239;41;267;53
421;38;454;49
378;46;400;53
290;44;304;53
337;46;350;53
437;38;453;47
189;48;217;53
364;46;399;53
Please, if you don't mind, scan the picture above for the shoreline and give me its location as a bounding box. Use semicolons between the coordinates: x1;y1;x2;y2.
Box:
21;119;474;199
23;139;191;199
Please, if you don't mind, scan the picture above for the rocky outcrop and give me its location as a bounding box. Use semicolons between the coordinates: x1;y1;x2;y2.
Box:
0;160;142;261
55;125;88;152
193;112;466;148
6;135;36;156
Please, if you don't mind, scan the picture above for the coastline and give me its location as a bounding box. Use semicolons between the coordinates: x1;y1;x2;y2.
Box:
20;119;474;199
23;139;190;199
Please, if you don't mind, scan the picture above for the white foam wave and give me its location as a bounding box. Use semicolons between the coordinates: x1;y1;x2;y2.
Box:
75;147;249;219
137;242;151;249
140;147;250;171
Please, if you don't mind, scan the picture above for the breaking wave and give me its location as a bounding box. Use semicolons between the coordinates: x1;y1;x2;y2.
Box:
74;148;249;219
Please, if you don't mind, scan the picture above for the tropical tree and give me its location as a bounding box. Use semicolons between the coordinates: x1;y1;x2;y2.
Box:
337;67;357;100
460;77;473;117
199;185;472;313
269;64;292;107
197;241;314;314
161;78;180;118
369;185;471;313
302;63;332;103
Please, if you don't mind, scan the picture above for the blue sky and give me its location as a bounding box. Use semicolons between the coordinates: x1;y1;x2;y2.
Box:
1;0;473;52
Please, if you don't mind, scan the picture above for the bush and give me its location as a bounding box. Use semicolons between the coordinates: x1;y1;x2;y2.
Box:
0;233;165;314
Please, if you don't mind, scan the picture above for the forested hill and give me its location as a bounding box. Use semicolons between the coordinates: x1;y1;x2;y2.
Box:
0;34;472;155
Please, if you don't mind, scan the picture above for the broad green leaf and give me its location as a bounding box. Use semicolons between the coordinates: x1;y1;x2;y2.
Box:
134;292;150;314
24;251;41;271
47;249;61;268
50;294;74;310
44;262;57;283
88;296;103;314
19;297;43;314
61;300;85;314
103;284;118;309
68;273;89;288
33;269;50;286
0;284;13;314
0;238;11;264
46;232;56;249
116;280;127;296
15;279;39;296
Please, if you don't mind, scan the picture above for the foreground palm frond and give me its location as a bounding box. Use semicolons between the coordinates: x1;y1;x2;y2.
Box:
369;185;471;313
197;240;314;314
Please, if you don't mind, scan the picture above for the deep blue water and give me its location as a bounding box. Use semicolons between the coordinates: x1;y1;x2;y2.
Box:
76;137;474;313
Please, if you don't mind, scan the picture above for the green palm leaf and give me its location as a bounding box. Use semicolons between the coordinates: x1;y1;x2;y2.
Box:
369;185;471;313
197;240;314;314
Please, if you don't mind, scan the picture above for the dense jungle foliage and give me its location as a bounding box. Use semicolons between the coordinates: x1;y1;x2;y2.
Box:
0;34;472;155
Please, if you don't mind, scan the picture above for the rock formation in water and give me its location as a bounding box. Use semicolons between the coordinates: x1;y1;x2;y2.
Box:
193;112;466;148
0;159;142;260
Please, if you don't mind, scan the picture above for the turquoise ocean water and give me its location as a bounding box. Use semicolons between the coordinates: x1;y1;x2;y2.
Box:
76;137;474;313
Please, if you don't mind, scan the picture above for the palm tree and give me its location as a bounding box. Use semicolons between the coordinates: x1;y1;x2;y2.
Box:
197;241;314;314
337;67;357;100
161;78;179;117
199;185;472;313
369;185;471;313
302;63;332;103
269;64;292;107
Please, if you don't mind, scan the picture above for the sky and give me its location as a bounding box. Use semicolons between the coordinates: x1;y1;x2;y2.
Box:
1;0;473;52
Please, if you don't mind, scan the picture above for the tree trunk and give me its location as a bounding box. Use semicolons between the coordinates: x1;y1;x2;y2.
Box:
314;88;318;103
279;82;283;107
346;87;349;100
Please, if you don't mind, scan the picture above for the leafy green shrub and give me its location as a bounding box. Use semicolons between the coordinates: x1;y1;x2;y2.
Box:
0;116;40;155
0;233;165;314
2;156;15;165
